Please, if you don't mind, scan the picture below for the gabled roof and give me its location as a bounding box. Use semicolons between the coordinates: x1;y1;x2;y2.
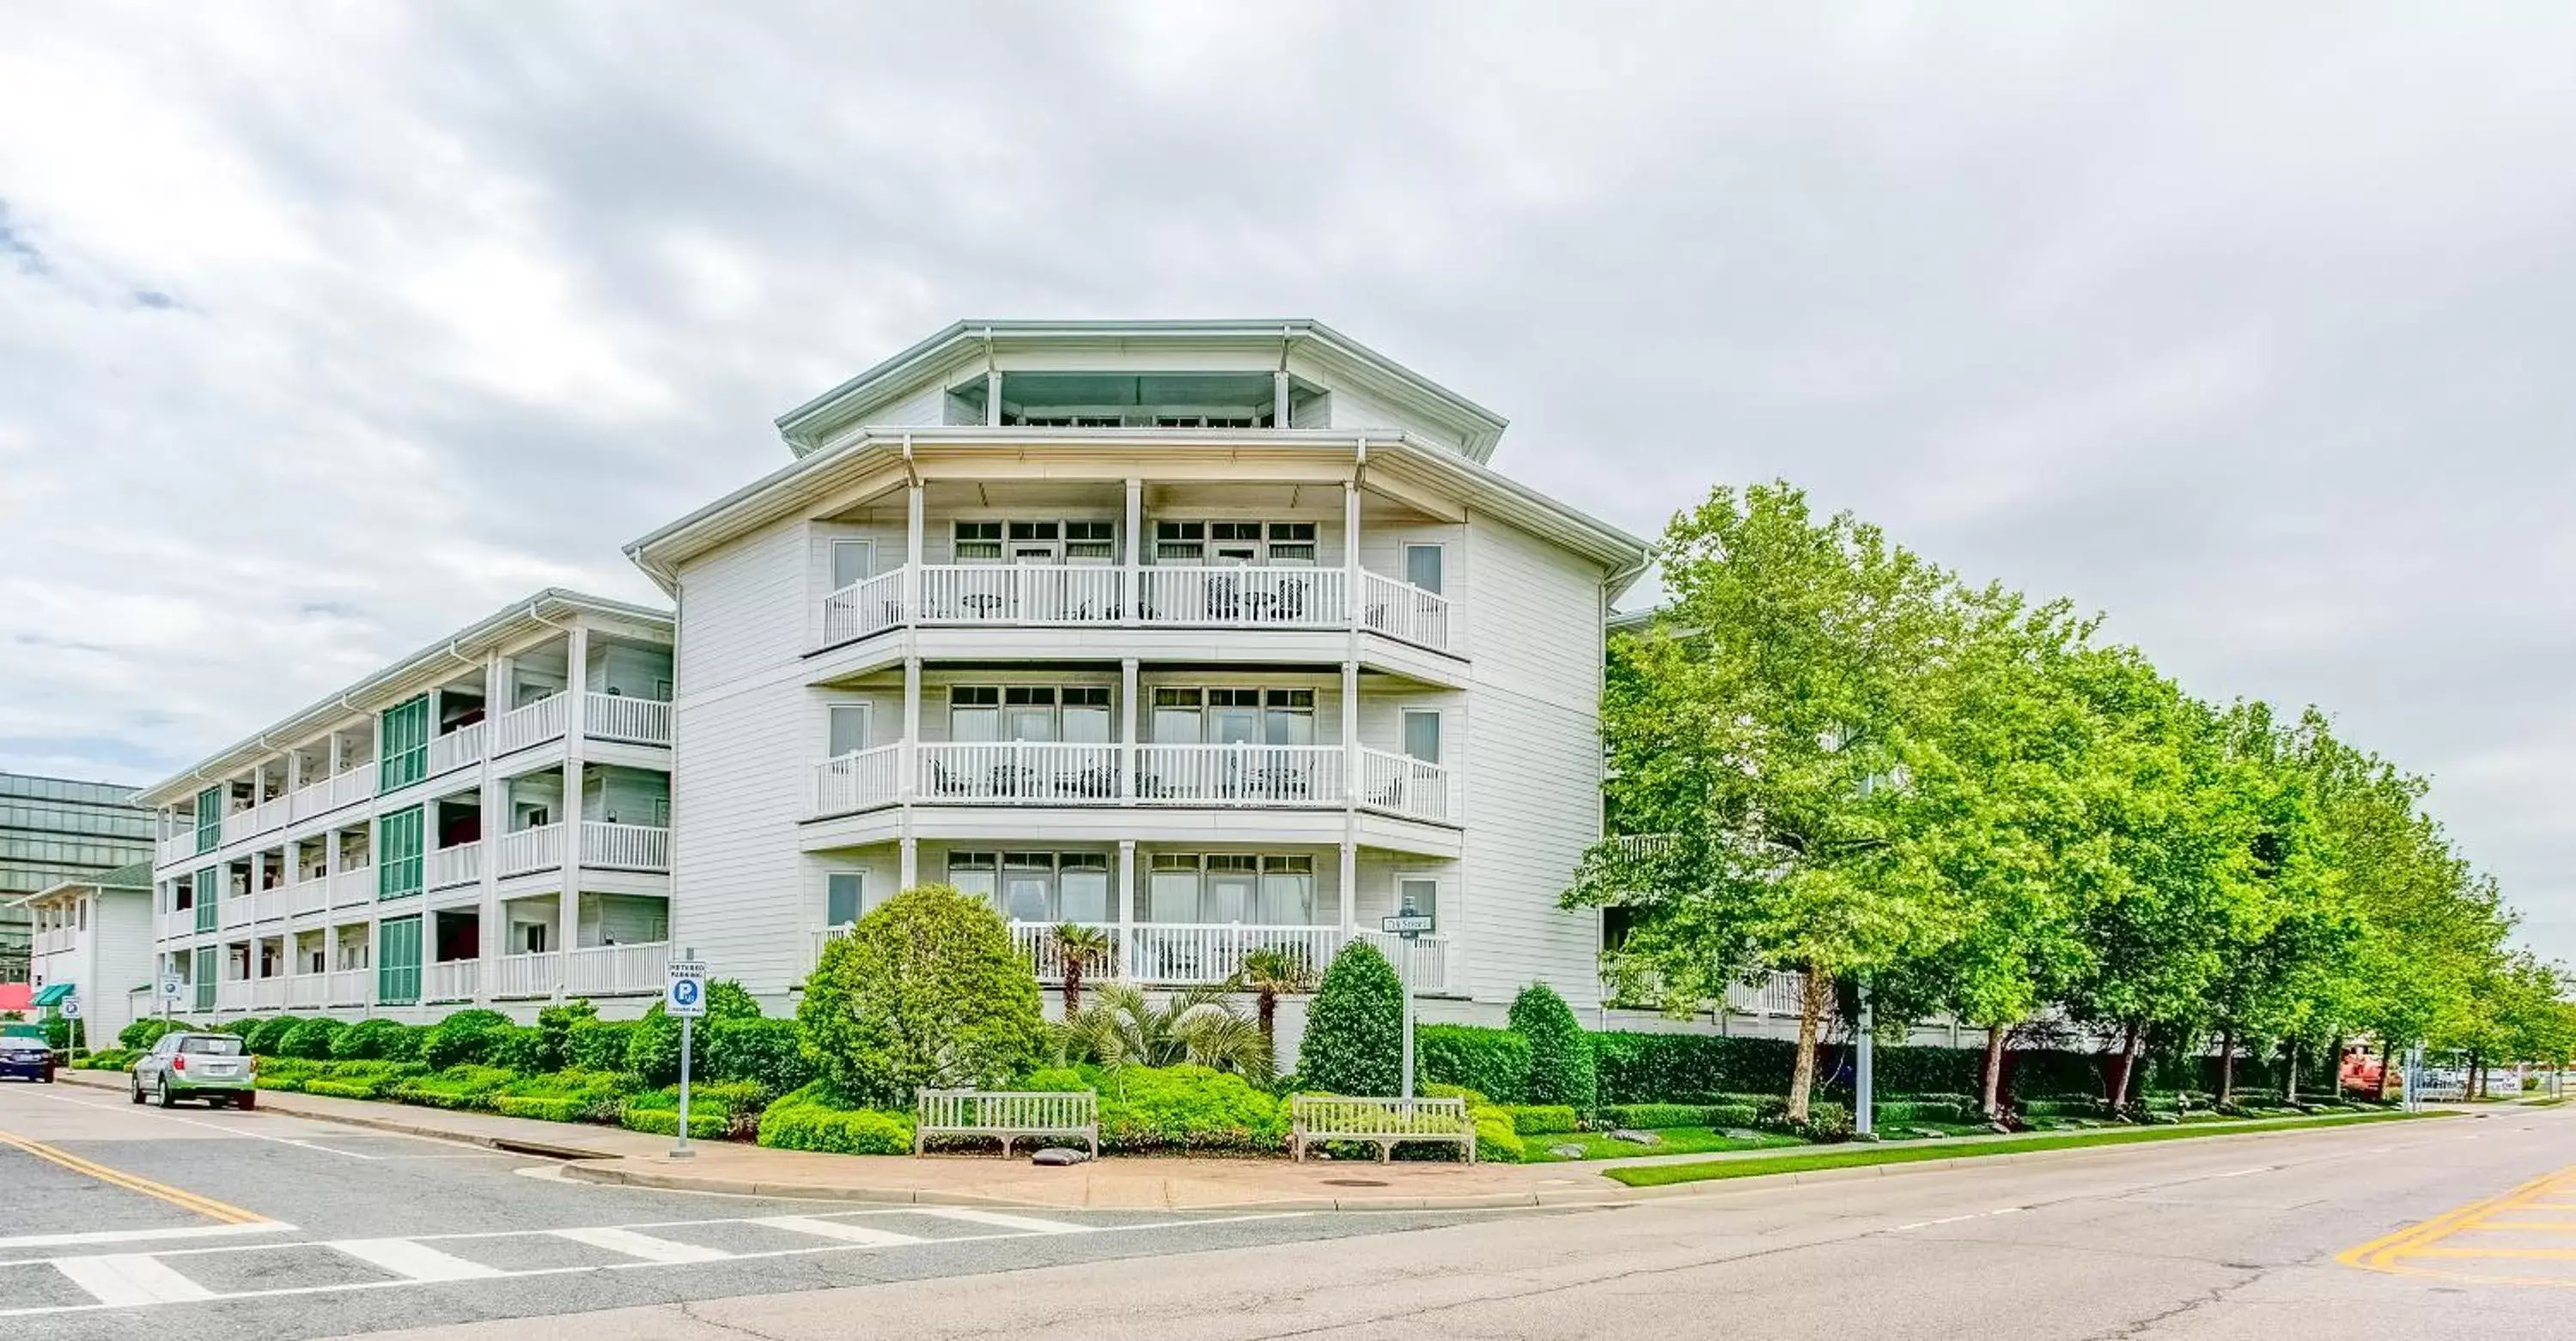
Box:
9;860;150;911
773;320;1511;461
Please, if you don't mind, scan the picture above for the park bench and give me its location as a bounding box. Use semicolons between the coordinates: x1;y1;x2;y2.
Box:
1290;1095;1476;1163
915;1088;1098;1158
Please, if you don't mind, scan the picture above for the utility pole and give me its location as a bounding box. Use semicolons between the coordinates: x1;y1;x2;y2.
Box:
1854;983;1874;1138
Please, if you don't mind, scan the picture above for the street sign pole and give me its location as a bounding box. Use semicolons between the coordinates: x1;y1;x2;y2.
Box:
1854;983;1874;1138
666;948;708;1161
1382;904;1434;1102
676;1013;694;1159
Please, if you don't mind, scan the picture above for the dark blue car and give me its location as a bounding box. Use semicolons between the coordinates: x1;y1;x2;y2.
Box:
0;1023;55;1082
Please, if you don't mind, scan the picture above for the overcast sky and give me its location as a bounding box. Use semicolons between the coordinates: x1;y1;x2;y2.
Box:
3;4;2572;961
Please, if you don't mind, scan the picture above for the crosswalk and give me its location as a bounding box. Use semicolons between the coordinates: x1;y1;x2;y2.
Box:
0;1206;1194;1317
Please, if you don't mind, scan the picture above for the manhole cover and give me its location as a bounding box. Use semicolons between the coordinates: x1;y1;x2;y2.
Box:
1323;1178;1389;1187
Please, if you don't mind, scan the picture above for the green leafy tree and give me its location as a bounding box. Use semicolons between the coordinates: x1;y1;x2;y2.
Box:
629;980;764;1086
797;883;1042;1106
1051;923;1115;1016
1063;982;1273;1082
1233;947;1316;1075
1507;983;1597;1112
1298;938;1404;1094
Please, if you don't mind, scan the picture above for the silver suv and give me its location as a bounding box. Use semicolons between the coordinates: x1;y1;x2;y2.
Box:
131;1032;257;1108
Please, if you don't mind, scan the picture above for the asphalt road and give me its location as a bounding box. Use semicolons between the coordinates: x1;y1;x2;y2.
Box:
356;1100;2576;1341
0;1078;1470;1340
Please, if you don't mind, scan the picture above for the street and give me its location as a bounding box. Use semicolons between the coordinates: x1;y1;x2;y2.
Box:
3;1081;2573;1340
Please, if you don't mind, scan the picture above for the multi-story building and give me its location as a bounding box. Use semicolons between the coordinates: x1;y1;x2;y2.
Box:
626;320;1650;1022
132;592;676;1020
0;771;155;982
15;859;154;1038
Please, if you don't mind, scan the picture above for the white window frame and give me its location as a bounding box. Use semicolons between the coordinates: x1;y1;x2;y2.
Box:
826;701;873;759
1402;708;1443;765
829;538;875;592
1394;872;1443;929
824;870;865;928
1403;542;1445;595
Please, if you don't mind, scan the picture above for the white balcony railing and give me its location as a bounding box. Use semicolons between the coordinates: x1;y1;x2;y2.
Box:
326;969;370;1007
222;895;253;930
583;692;673;747
920;741;1124;804
920;564;1124;625
811;563;1452;653
33;927;76;956
287;974;326;1009
1356;747;1452;824
815;745;903;815
247;795;289;837
289;768;372;821
220;809;253;847
289;878;329;917
253;885;286;923
498;824;564;877
427;841;482;891
331;864;375;909
424;960;478;1003
217;978;252;1012
562;942;668;996
426;722;486;778
494;693;570;755
253;977;287;1009
1136;744;1343;807
1006;922;1452;993
159;832;197;866
287;777;330;822
582;821;669;872
160;908;192;941
491;951;558;999
1138;566;1346;628
329;765;374;811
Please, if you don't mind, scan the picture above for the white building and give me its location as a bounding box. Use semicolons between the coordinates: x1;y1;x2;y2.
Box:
626;320;1650;1021
15;859;155;1040
133;592;677;1020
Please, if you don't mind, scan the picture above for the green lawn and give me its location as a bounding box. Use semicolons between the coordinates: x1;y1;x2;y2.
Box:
1522;1125;1806;1162
1604;1110;2450;1188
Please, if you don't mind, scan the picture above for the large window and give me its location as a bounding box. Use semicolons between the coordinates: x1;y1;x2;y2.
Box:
948;850;1110;923
949;685;1111;743
954;519;1117;564
1152;521;1317;566
1150;688;1313;745
825;872;863;927
379;695;430;793
827;703;872;758
1145;853;1314;924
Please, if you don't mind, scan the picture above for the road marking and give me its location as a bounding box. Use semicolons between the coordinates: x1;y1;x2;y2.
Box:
551;1226;732;1264
0;1127;266;1224
2341;1164;2576;1288
0;1222;295;1251
2208;1167;2275;1179
52;1253;219;1307
915;1207;1091;1235
754;1216;929;1247
330;1238;506;1281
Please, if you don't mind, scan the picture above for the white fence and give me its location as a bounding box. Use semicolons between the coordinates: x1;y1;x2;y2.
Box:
1356;747;1452;823
812;563;1454;652
582;821;669;872
919;741;1124;804
331;865;375;909
253;977;286;1009
1138;566;1346;628
1135;743;1343;806
287;975;326;1009
494;693;570;755
920;564;1123;625
583;692;672;747
562;942;667;996
499;824;564;878
819;570;905;647
288;878;329;917
808;740;1458;825
426;722;485;778
427;841;482;891
1011;921;1452;993
253;885;286;923
1360;571;1452;651
423;960;479;1003
815;745;903;814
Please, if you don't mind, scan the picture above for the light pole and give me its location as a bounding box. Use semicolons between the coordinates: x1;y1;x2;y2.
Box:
1854;982;1873;1139
1383;898;1434;1101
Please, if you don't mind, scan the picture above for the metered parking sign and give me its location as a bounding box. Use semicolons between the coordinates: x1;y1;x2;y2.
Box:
667;960;709;1017
159;974;184;1001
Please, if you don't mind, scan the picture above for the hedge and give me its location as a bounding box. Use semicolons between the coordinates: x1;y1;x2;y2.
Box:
756;1082;915;1155
1509;1105;1580;1136
1586;1031;2270;1107
280;1017;348;1060
1026;1064;1287;1153
332;1018;423;1062
391;1065;521;1110
1509;984;1597;1112
1423;1083;1522;1162
422;1010;516;1070
708;1017;813;1098
1416;1025;1531;1105
1298;940;1404;1097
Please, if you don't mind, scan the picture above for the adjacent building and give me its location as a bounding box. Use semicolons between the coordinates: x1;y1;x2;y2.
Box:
0;771;155;982
15;859;155;1038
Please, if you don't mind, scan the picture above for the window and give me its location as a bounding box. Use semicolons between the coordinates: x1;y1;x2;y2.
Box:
1267;522;1317;565
1002;852;1054;922
827;703;871;758
953;521;1003;562
377;915;422;1004
1204;855;1258;923
515;803;551;830
1155;521;1205;564
1397;876;1440;926
1209;522;1261;564
377;807;424;900
947;851;997;905
1004;686;1057;741
518;923;547;954
942;850;1110;923
1152;687;1202;742
1008;520;1060;564
1208;689;1261;744
948;686;1000;742
1065;521;1116;563
1404;709;1443;765
1404;543;1445;594
1264;690;1315;746
379;695;431;793
178;1035;246;1057
1261;856;1315;923
825;872;863;927
829;539;874;590
1148;853;1202;922
1062;686;1112;744
1059;854;1111;922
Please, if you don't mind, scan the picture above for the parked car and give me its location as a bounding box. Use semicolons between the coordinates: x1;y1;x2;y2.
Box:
129;1031;256;1108
0;1023;53;1083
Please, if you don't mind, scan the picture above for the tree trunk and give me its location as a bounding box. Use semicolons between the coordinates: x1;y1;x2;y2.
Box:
2328;1034;2345;1099
1980;1024;2009;1119
1786;967;1830;1124
1257;990;1278;1049
2376;1039;2395;1103
2217;1027;2237;1107
2104;1021;2141;1107
2282;1039;2299;1106
2124;1025;2149;1108
1062;959;1084;1018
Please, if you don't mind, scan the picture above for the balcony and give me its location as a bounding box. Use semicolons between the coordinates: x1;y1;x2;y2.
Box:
490;942;670;998
424;960;479;1003
498;824;564;878
426;722;486;779
287;974;326;1009
222;895;253;930
495;822;670;879
815;564;1452;655
330;863;375;909
289;877;329;918
494;693;570;755
161;907;193;940
253;976;287;1009
158;832;197;867
33;927;76;956
582;692;673;747
288;767;373;823
812;742;1455;825
217;978;251;1012
1005;921;1451;993
427;841;482;891
253;885;287;923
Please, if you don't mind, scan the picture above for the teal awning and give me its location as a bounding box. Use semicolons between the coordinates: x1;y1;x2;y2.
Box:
31;983;74;1007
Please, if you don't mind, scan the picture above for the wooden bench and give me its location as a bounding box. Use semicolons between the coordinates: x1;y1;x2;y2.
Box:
1291;1095;1476;1163
915;1088;1098;1158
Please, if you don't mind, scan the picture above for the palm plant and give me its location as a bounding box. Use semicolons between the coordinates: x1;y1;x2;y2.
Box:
1063;982;1274;1082
1233;947;1316;1071
1051;922;1116;1016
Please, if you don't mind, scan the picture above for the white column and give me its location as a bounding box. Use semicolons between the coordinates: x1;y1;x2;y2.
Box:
985;369;1002;425
1117;838;1136;978
904;479;924;621
899;836;918;891
474;649;504;995
899;654;921;892
327;730;344;780
1123;477;1142;625
1119;657;1139;802
1340;658;1359;936
558;626;589;963
1274;369;1290;426
284;750;302;800
1343;478;1362;630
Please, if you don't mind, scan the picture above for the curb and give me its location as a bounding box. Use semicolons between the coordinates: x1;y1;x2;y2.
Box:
557;1159;1575;1211
58;1068;618;1161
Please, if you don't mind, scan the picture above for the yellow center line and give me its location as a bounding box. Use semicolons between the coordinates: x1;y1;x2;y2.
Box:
0;1127;266;1225
2409;1247;2576;1260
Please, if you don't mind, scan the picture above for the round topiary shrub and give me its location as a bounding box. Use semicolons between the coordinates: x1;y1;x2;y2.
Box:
628;980;763;1087
280;1016;348;1060
1507;983;1597;1112
535;998;600;1072
247;1015;300;1056
1297;938;1404;1096
332;1017;423;1061
797;883;1042;1108
423;1009;515;1070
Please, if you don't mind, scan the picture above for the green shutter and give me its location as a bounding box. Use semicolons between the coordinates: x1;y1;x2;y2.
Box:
377;916;422;1004
195;785;222;854
194;866;219;933
379;695;430;794
378;808;423;900
192;947;217;1012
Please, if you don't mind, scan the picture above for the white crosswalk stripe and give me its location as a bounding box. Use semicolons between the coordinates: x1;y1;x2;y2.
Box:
52;1253;218;1307
330;1237;507;1282
753;1215;930;1247
551;1225;731;1264
915;1207;1092;1235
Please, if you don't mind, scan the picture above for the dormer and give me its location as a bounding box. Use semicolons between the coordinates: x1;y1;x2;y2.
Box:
773;320;1508;462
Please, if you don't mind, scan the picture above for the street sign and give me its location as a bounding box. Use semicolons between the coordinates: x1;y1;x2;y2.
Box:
1380;912;1435;938
158;974;184;1001
667;960;709;1018
58;997;81;1020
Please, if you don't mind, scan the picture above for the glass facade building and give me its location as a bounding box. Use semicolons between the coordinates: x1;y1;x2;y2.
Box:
1;771;153;980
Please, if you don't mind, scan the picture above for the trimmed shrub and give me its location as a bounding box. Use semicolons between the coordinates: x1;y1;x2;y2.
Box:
798;884;1043;1107
629;981;764;1087
534;999;600;1073
76;1047;136;1070
1416;1024;1531;1105
220;1016;266;1041
1603;1102;1716;1129
295;1060;429;1100
247;1015;300;1056
1873;1098;1976;1126
1472;1107;1526;1161
391;1064;521;1111
1509;1105;1580;1136
1508;984;1597;1112
332;1018;423;1061
422;1009;515;1070
119;1018;179;1051
621;1081;768;1141
491;1069;631;1124
487;1026;544;1075
709;1017;812;1098
280;1016;348;1060
1298;939;1404;1097
1026;1064;1285;1153
757;1082;915;1155
567;1019;639;1073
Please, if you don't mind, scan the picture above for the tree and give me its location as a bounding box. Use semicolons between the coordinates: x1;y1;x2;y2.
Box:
1298;939;1404;1094
1233;947;1315;1075
1507;983;1598;1112
798;883;1043;1106
1051;923;1115;1016
629;980;764;1086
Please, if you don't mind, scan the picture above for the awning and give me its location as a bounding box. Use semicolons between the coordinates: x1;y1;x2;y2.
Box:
30;983;73;1008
